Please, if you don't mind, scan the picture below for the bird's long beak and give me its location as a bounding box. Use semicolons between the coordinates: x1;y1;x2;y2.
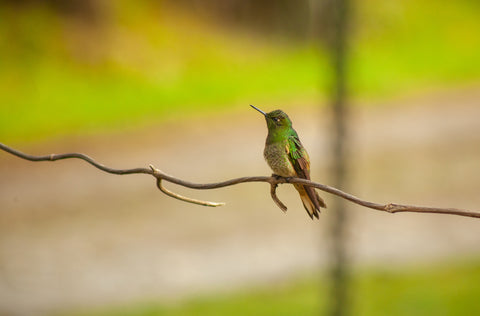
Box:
250;104;266;116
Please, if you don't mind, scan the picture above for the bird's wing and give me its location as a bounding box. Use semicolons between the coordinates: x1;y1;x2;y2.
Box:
287;131;326;215
286;132;310;180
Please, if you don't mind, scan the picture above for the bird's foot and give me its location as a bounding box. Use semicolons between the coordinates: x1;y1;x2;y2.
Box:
271;173;283;180
271;174;292;183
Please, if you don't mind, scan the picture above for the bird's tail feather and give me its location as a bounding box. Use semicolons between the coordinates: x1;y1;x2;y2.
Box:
294;184;326;220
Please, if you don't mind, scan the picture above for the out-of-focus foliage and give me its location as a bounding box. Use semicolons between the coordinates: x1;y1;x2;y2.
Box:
0;0;479;142
60;258;480;316
352;1;480;95
0;0;323;142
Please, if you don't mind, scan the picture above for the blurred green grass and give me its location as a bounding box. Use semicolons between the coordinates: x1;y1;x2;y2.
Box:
1;0;479;142
59;258;480;316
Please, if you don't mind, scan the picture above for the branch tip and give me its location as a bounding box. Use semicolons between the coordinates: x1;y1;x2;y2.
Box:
270;183;288;212
156;178;225;207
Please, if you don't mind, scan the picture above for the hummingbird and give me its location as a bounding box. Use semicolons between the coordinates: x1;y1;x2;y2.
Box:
251;105;326;219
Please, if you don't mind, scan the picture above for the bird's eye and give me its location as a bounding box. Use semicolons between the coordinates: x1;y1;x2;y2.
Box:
274;117;280;122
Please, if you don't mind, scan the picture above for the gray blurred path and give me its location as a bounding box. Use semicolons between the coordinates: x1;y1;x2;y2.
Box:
0;86;479;315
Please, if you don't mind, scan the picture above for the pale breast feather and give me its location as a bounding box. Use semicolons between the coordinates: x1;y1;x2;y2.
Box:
263;141;296;177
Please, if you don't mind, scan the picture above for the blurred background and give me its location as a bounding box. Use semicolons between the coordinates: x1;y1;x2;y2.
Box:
0;0;479;315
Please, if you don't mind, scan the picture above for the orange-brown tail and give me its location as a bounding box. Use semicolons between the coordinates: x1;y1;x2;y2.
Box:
294;184;327;219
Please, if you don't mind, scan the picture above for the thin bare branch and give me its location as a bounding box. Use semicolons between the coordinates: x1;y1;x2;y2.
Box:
0;142;151;175
150;165;225;207
270;182;288;212
1;142;479;219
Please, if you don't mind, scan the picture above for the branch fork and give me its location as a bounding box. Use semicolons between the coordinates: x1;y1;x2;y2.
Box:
149;165;225;207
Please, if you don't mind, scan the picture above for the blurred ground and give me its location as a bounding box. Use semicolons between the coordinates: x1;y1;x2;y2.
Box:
0;86;480;315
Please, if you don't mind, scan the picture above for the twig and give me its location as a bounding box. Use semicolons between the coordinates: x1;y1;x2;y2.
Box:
1;142;479;219
270;182;288;212
150;165;225;207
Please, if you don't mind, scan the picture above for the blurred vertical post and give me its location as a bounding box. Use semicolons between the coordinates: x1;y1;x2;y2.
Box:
325;0;351;315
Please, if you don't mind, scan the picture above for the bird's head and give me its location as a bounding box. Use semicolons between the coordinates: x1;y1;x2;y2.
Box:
250;105;292;132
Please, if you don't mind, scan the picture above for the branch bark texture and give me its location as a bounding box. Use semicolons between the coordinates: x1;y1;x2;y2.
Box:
1;142;479;219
